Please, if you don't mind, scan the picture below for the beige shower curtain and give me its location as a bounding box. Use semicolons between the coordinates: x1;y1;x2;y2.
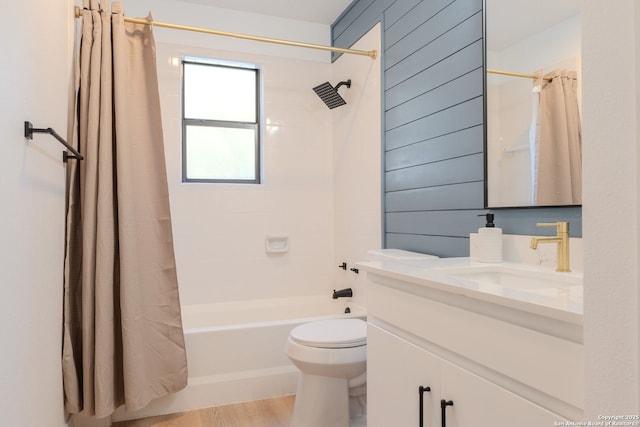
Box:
535;70;582;205
63;0;187;418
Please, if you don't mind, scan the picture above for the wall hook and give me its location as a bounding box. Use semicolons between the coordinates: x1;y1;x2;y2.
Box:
24;121;83;162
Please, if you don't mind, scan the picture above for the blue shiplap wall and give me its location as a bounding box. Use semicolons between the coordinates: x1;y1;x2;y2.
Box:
332;0;582;257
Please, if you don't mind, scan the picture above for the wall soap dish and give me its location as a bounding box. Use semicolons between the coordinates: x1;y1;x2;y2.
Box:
265;235;289;254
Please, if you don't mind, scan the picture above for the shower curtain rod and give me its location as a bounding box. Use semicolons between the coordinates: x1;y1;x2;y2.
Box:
487;68;552;82
74;6;377;59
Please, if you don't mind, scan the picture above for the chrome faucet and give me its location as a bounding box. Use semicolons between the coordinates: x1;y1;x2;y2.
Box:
530;222;570;272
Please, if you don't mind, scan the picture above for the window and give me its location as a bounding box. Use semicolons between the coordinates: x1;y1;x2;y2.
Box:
182;59;261;183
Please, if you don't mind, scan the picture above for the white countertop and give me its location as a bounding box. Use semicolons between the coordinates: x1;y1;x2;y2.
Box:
356;257;583;325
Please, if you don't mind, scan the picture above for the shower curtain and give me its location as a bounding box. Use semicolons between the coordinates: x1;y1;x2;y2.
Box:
63;0;187;419
534;70;582;205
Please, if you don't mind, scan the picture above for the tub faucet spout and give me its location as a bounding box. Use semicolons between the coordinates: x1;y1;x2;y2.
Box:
332;288;353;299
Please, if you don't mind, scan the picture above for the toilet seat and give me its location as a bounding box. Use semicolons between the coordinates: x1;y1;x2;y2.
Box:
290;319;366;349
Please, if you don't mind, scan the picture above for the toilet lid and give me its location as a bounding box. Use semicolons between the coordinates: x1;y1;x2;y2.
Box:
290;319;367;349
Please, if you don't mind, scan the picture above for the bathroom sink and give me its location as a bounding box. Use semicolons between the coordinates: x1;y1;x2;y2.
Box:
432;264;583;313
434;265;582;291
357;256;584;315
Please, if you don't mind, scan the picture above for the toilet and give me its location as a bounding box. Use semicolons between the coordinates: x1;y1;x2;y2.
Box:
285;318;367;427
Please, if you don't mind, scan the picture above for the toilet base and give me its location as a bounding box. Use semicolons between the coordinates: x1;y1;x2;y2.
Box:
291;374;352;427
349;393;366;419
351;413;367;427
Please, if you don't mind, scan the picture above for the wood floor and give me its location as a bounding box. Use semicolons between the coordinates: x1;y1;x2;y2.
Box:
112;395;295;427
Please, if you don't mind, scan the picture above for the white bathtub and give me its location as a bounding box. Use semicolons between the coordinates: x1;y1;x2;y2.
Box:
112;295;366;421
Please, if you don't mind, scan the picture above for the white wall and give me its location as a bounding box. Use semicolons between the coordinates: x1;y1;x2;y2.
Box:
123;0;330;62
125;0;381;307
0;1;73;426
158;42;335;304
124;0;335;305
582;0;639;416
331;24;382;307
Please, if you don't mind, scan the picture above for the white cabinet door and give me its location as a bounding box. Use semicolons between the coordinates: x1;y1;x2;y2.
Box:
440;360;566;427
367;324;441;427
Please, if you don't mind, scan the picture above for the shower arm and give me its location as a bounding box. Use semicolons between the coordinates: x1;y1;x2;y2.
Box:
334;80;352;91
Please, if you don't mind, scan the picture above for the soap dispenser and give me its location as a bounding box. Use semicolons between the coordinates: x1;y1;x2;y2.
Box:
476;213;502;263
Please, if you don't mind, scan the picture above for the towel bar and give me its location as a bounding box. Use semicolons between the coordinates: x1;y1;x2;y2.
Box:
24;121;83;162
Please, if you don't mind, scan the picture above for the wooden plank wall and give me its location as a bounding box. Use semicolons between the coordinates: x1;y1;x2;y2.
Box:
332;0;582;257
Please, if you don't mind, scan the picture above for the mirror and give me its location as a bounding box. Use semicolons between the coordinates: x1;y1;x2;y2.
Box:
485;0;582;208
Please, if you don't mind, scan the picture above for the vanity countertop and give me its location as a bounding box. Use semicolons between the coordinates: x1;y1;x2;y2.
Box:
356;257;583;326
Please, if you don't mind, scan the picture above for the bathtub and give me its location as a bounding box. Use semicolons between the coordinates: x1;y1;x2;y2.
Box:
112;295;366;421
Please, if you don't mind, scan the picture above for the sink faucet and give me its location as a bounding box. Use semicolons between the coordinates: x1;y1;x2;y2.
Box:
530;222;570;272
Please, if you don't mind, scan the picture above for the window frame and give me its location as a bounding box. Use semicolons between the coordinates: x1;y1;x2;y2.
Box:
181;58;262;184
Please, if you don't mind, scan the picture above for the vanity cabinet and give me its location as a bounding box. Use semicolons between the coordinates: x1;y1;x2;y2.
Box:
368;325;562;427
367;324;440;427
363;269;584;427
439;358;560;426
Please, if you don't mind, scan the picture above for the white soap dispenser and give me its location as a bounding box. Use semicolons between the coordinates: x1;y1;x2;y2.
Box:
477;213;502;263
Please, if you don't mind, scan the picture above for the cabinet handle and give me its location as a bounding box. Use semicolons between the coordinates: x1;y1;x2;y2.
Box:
419;386;431;427
440;399;454;427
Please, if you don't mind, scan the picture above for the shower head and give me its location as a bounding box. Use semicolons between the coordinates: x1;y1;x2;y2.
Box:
313;79;351;109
